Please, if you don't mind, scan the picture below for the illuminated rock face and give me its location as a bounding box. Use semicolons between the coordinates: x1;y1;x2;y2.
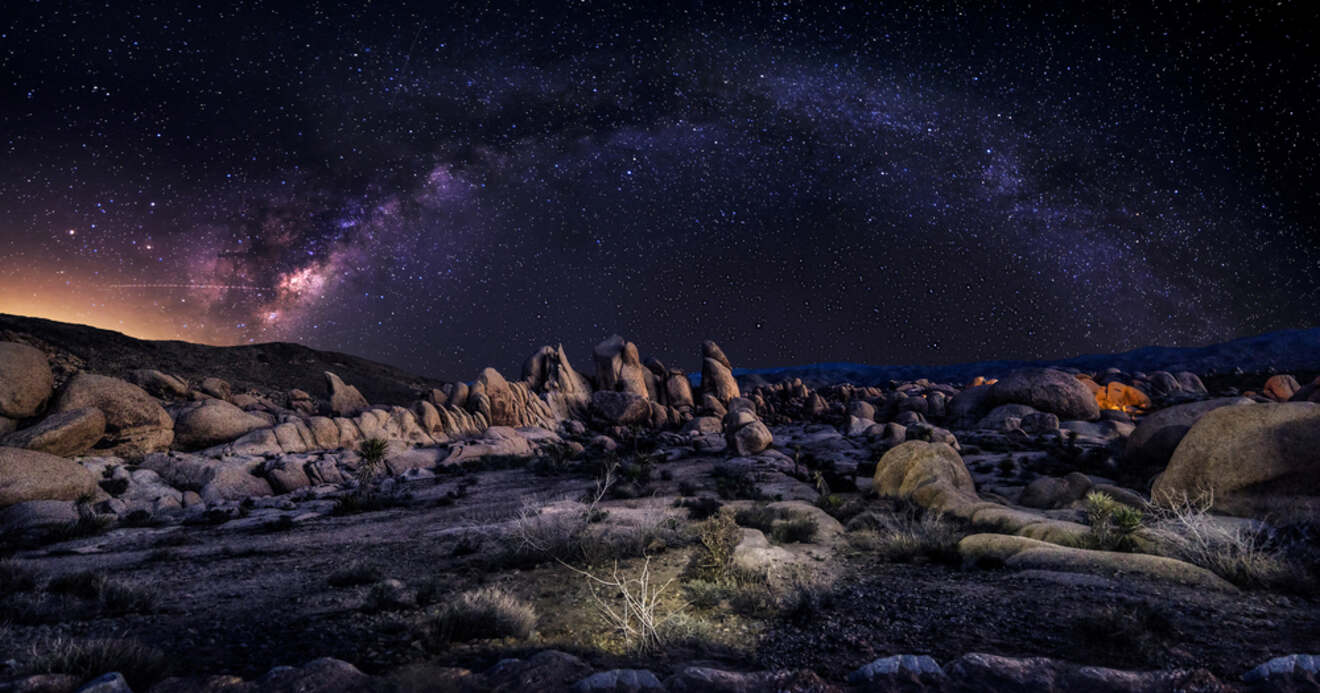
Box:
1079;377;1151;414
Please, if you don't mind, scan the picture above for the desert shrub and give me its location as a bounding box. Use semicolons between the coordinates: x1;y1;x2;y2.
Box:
779;580;837;624
46;570;107;599
357;437;390;477
504;500;687;570
682;579;729;609
1149;497;1315;592
327;563;382;588
0;559;38;592
733;505;778;533
674;496;723;520
1082;492;1143;552
24;637;168;690
846;508;963;563
419;587;535;647
689;510;741;583
770;515;819;544
97;580;156;615
727;579;778;618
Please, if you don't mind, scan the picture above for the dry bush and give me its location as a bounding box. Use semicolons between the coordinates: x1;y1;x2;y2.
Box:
419;587;536;647
24;637;168;690
583;556;684;653
1149;494;1314;592
846;507;963;563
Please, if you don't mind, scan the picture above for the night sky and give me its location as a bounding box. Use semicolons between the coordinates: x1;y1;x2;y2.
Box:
2;2;1317;380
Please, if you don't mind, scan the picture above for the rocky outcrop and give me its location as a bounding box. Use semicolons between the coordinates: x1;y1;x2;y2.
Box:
324;371;369;416
1264;374;1302;401
1153;402;1320;518
52;373;174;456
724;406;772;455
872;440;977;509
0;446;97;506
700;340;740;405
0;407;105;457
592;335;649;396
0;341;54;419
523;344;592;419
173;399;271;451
959;533;1235;590
469;367;557;429
1122;397;1253;480
988;368;1100;421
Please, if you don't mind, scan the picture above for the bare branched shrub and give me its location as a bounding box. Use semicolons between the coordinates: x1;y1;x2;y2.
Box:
584;556;683;653
1148;493;1312;591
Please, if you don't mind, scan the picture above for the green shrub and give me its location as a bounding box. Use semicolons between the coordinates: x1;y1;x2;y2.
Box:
846;508;963;563
1083;491;1143;552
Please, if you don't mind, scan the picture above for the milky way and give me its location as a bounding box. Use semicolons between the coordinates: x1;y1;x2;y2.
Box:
2;2;1316;378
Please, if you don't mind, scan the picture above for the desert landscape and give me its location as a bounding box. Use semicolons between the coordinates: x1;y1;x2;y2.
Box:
0;314;1317;692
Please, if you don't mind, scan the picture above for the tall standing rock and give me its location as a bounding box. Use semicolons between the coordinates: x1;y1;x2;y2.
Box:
523;344;592;419
593;335;649;396
700;341;740;405
0;342;54;419
53;373;174;456
324;372;369;416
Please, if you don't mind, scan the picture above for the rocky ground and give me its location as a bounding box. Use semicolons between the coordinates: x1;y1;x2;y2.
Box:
1;323;1319;692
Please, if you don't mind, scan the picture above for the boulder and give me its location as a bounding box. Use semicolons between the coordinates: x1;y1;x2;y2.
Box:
1147;371;1182;397
0;446;97;506
52;373;174;456
523;344;592;419
1;407;105;457
1175;371;1207;394
471;368;557;428
0;341;54;419
593;335;649;396
665;370;695;410
1264;374;1302;401
989;369;1100;421
199;376;233;401
975;404;1038;431
958;533;1235;590
1152;402;1320;518
730;420;773;456
173;399;270;450
1018;472;1092;509
872;440;976;510
0;499;80;538
1122;397;1253;479
948;384;996;425
573;670;665;693
590;391;651;426
128;369;190;398
943;653;1223;692
324;371;368;416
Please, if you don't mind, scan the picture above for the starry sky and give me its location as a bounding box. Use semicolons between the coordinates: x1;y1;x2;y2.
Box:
2;1;1317;379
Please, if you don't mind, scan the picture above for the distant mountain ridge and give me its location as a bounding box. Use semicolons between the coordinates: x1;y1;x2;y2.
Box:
730;328;1320;387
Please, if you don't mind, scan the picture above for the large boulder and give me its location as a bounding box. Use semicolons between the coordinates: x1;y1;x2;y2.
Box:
0;446;97;506
523;344;592;418
52;373;174;456
700;341;740;405
173;399;270;450
593;335;649;396
988;369;1100;421
1122;397;1253;480
872;440;976;510
324;371;369;416
0;342;54;419
727;419;773;456
1152;402;1320;518
470;367;556;428
948;384;995;427
0;407;105;457
590;390;651;426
